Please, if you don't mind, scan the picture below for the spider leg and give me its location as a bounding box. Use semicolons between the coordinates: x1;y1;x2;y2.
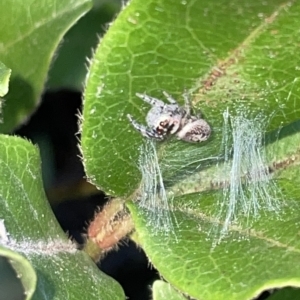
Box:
182;92;202;118
162;91;177;104
182;91;191;115
136;93;165;108
127;114;164;140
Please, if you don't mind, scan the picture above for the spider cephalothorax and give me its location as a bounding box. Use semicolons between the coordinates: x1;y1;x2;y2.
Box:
127;92;211;143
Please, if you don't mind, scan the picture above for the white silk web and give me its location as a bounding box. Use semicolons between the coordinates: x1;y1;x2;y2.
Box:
211;109;282;241
137;139;176;234
135;108;283;243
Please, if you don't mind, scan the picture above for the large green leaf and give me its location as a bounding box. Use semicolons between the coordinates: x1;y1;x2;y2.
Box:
81;0;300;299
0;0;92;132
0;135;125;299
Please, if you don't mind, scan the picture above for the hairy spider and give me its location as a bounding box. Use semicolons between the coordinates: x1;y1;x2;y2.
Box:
127;92;211;143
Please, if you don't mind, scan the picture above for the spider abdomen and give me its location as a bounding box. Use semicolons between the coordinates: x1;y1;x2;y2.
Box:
177;118;211;142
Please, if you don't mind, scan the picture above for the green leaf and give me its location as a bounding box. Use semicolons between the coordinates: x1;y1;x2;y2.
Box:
129;121;300;300
0;135;125;299
82;0;300;196
0;245;36;300
48;0;121;90
0;0;92;132
153;280;187;300
0;62;11;97
81;0;300;299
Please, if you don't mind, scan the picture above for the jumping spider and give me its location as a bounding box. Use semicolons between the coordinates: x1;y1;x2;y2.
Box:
127;92;211;143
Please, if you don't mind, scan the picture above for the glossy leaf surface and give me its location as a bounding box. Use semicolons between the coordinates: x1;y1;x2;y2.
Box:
82;0;300;299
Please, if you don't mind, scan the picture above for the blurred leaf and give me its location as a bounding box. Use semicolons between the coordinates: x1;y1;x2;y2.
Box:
0;0;92;132
0;62;11;97
268;287;300;300
0;245;36;300
48;0;121;90
152;280;186;300
0;135;125;299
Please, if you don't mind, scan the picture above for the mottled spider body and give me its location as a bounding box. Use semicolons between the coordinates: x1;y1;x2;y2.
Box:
127;92;211;143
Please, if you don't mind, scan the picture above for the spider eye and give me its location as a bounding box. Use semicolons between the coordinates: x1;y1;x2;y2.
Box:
159;120;169;128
